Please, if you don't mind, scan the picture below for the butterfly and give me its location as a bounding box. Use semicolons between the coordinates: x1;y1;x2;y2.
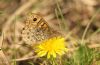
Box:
21;13;61;45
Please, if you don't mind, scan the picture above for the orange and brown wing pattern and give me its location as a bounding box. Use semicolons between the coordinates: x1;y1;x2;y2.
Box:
21;13;60;45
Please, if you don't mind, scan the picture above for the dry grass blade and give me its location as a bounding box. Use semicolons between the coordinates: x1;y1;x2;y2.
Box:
81;9;100;44
0;33;10;65
0;51;10;65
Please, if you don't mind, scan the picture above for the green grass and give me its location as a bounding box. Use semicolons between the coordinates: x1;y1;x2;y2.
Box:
55;0;68;32
62;44;100;65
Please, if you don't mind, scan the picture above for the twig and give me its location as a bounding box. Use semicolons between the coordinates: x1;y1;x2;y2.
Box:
12;56;37;62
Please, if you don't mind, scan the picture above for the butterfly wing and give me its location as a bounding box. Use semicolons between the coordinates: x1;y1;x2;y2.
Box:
21;13;60;45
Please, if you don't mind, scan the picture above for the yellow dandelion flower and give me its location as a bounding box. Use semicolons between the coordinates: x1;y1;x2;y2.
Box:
35;37;68;59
